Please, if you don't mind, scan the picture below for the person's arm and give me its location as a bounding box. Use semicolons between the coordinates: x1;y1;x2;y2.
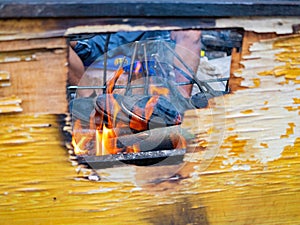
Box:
68;46;85;86
171;30;201;97
68;43;96;97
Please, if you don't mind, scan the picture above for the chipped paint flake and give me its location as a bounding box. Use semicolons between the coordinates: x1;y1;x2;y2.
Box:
216;17;299;34
205;33;300;166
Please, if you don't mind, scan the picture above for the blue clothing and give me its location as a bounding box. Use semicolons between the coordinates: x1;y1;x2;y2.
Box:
73;31;172;69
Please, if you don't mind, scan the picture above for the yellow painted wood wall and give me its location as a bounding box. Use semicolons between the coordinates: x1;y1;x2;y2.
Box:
0;18;299;225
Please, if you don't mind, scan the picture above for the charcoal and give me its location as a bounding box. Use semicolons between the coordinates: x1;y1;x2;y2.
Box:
95;94;182;131
71;97;95;127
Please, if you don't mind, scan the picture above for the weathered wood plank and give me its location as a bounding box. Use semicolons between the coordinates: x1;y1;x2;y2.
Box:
0;4;299;224
216;17;300;34
0;38;68;113
1;0;300;18
0;78;299;224
0;96;22;113
0;18;215;41
229;31;279;91
0;37;66;52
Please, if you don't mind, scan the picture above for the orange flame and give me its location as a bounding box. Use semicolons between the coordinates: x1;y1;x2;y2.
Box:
95;124;122;155
129;106;147;132
129;96;160;132
144;95;160;122
106;68;124;93
71;61;188;156
72;119;94;155
127;143;140;153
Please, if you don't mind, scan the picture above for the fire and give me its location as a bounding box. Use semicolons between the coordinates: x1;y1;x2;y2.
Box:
72;136;87;155
106;68;124;93
130;105;147;131
144;95;160;122
71;59;188;157
129;95;160;132
72;119;94;155
127;143;140;153
96;124;122;155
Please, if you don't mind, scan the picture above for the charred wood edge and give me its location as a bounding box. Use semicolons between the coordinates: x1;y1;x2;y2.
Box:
60;114;81;164
1;1;300;18
77;149;186;169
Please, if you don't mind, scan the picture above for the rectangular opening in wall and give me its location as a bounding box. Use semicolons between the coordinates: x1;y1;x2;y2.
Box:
66;28;244;168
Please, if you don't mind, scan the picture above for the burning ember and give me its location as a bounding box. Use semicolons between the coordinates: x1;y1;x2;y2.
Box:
71;39;220;166
72;66;187;156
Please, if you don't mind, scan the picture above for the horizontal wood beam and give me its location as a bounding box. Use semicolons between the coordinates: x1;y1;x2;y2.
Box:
1;1;300;18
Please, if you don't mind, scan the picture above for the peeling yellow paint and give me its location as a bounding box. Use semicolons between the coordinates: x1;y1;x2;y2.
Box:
221;135;247;156
240;109;254;114
281;123;296;138
4;114;298;225
260;107;269;111
255;36;300;83
252;78;261;87
284;106;299;111
259;66;300;79
260;143;269;148
273;35;300;48
293;98;300;104
0;19;300;224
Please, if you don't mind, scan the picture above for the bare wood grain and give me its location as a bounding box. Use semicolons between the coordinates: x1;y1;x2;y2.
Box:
0;38;68;114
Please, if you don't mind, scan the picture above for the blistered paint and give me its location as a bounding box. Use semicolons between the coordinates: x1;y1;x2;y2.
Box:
221;34;300;165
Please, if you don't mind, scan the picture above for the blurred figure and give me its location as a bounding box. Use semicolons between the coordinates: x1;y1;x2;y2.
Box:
68;30;201;98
